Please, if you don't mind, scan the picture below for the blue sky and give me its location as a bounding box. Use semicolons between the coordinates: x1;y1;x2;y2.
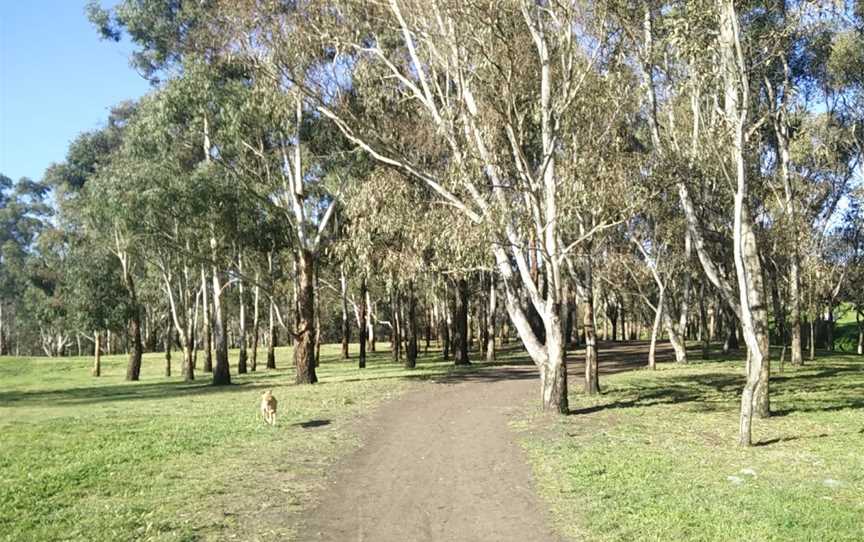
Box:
0;1;150;183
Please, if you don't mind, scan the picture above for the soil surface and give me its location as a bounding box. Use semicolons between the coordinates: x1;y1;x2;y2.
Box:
298;341;678;541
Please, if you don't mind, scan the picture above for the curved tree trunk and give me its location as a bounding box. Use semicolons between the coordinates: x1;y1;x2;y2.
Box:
718;0;770;446
267;299;277;369
663;308;688;363
294;249;317;384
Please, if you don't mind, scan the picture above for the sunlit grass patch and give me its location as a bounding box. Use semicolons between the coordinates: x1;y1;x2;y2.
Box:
0;343;470;541
522;350;864;542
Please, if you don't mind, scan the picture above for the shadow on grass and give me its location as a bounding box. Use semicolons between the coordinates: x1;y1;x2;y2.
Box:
294;419;331;428
566;356;864;418
0;351;533;407
0;377;277;407
754;433;832;447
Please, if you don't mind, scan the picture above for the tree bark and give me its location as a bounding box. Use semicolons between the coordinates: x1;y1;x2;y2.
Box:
367;290;376;352
314;264;321;367
425;307;431;352
453;278;470;365
857;310;863;355
124;272;143;381
648;289;664;370
92;331;101;377
0;303;4;356
699;282;710;360
541;306;568;413
267;299;277;369
251;274;260;372
359;276;368;369
487;276;497;362
663;306;688;363
391;287;401;362
340;267;350;359
164;321;172;377
789;258;803;365
182;307;195;383
439;298;451;360
581;254;600;395
405;280;418;369
294;249;317;384
267;253;277;369
211;253;231;386
237;254;248;375
201;267;213;373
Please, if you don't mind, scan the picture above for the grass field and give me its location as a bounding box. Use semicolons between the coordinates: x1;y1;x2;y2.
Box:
4;336;863;541
520;344;864;542
0;344;466;542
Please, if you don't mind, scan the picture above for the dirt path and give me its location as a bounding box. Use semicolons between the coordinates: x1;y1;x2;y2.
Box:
298;364;561;542
298;341;678;541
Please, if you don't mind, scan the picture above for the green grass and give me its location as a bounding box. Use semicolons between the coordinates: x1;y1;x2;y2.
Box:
0;343;469;542
834;309;861;353
520;348;864;542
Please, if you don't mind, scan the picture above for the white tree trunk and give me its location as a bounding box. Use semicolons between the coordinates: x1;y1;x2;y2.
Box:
487;277;497;363
718;0;771;446
649;289;664;370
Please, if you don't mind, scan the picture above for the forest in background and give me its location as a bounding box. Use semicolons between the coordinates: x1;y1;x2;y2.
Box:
1;0;863;447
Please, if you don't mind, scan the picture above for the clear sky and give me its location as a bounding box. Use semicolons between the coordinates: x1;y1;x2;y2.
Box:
0;1;151;183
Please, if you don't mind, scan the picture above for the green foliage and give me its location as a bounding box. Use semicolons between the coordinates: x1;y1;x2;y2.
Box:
65;243;132;333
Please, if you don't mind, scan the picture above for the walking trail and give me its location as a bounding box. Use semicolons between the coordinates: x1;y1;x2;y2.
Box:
298;341;675;542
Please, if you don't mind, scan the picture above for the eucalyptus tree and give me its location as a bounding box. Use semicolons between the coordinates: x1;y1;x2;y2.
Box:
627;0;778;443
0;176;53;355
841;192;864;354
116;86;222;382
274;0;642;410
65;243;131;375
205;69;342;384
43;103;152;379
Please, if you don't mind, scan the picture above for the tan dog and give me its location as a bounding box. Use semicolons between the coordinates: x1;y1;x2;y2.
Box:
260;390;278;426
